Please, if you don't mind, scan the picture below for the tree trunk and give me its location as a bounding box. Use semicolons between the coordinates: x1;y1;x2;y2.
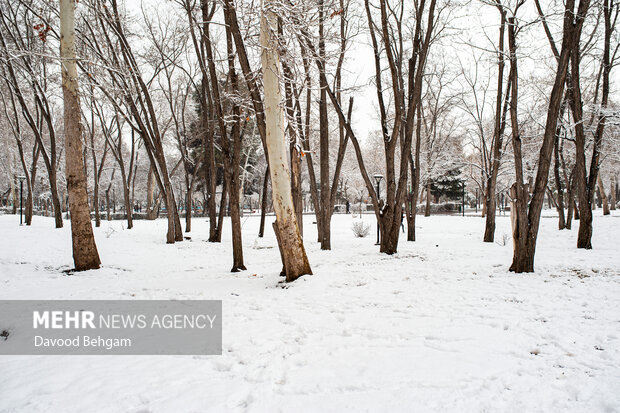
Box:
185;188;192;232
105;189;111;221
507;17;535;273
229;156;245;271
165;177;183;243
406;106;423;241
611;175;617;210
509;183;534;272
483;7;508;243
261;1;312;281
49;170;63;228
93;174;101;227
215;177;228;243
225;21;246;272
205;111;218;241
24;152;36;225
573;0;608;249
259;166;269;238
553;129;566;229
145;166;157;220
60;0;100;270
318;0;331;251
118;165;133;229
25;190;33;225
573;199;580;220
89;115;103;228
566;196;573;229
597;174;610;215
10;176;17;214
17;138;39;226
229;161;245;270
571;49;593;249
484;184;497;241
122;181;133;229
291;145;304;236
509;0;588;272
424;181;431;216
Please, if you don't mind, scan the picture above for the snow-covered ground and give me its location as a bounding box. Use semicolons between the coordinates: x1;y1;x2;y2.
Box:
0;210;619;413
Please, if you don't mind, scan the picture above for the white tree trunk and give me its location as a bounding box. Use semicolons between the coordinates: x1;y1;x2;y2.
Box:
260;1;311;281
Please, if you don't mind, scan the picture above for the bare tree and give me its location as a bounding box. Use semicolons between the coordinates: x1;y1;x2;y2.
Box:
0;81;41;225
0;1;64;228
60;0;100;270
508;0;591;272
84;0;183;243
483;0;511;243
572;0;617;248
261;0;312;281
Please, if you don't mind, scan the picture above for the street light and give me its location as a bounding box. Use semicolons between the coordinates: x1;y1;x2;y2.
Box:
373;174;384;245
17;175;26;225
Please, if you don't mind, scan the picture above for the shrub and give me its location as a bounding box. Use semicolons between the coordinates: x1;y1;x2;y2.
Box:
351;220;371;238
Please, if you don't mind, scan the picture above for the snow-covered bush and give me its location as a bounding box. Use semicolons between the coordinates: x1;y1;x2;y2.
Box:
496;232;509;246
351;221;370;238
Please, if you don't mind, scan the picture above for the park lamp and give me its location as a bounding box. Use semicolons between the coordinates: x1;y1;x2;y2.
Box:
373;174;384;186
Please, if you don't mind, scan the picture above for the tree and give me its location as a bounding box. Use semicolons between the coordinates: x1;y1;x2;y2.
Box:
261;0;312;281
178;0;218;241
483;0;511;243
508;0;591;272
298;0;441;254
87;0;184;243
572;0;617;248
0;0;64;228
0;80;41;226
60;0;100;270
83;85;109;228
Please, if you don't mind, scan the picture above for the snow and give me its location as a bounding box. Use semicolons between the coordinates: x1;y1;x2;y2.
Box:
0;210;619;412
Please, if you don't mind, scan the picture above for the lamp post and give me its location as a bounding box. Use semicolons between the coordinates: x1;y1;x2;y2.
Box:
475;188;478;213
373;174;383;245
17;175;25;225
